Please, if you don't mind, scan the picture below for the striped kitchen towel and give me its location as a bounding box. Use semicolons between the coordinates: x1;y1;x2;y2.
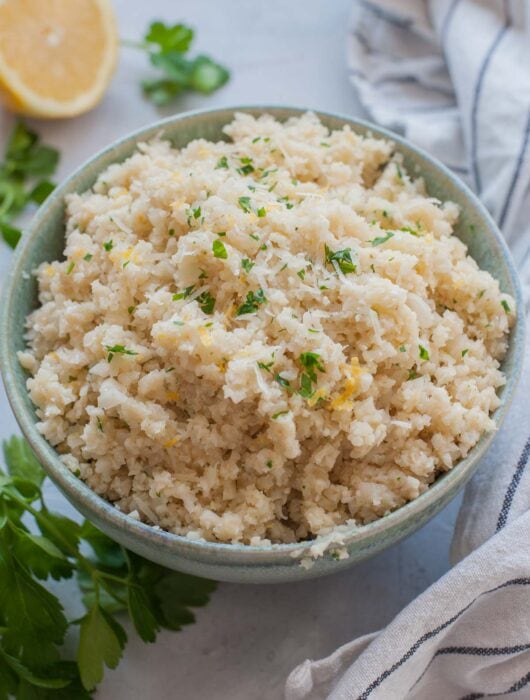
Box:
285;1;530;697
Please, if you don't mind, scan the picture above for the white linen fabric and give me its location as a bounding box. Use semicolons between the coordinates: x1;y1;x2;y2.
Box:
286;1;530;697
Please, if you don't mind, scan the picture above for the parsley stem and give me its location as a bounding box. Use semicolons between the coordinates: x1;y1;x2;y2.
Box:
6;490;95;573
120;39;150;50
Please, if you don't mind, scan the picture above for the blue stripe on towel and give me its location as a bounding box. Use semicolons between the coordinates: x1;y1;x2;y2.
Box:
358;578;530;698
470;1;511;192
459;670;530;699
499;108;530;229
496;436;530;531
411;643;530;691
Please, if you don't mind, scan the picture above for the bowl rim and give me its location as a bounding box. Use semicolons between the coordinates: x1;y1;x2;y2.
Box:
0;104;525;562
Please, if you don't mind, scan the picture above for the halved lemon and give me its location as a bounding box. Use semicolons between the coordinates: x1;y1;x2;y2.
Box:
0;0;118;118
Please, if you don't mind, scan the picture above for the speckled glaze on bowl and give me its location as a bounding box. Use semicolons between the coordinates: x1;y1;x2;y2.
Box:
0;107;524;584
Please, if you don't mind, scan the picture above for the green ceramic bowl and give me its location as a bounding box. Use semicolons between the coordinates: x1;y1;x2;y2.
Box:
0;107;524;583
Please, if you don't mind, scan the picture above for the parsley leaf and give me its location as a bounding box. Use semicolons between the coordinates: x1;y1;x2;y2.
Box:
215;156;229;169
0;436;217;695
241;258;254;273
370;231;394;246
238;196;252;213
212;239;228;259
324;245;356;274
237;157;254;175
236;288;267;315
501;299;511;313
0;122;59;248
418;345;430;361
132;22;229;105
274;374;292;392
197;290;215;314
173;285;195;301
105;345;138;362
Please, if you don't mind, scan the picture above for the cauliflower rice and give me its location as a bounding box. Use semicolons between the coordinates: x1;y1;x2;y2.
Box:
20;112;515;545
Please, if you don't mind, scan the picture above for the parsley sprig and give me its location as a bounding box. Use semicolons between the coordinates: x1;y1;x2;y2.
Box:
127;21;230;105
0;122;59;248
0;436;216;696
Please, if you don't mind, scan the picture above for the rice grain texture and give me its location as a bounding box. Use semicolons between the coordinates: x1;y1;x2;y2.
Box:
20;113;515;544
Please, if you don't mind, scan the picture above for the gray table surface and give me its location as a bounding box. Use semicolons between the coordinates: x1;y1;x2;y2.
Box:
0;1;461;698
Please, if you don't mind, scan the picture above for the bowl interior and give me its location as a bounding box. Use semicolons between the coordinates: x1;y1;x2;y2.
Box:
0;106;524;564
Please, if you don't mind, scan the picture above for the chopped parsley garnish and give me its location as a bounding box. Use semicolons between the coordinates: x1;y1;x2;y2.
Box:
105;345;138;362
400;226;419;237
216;156;229;169
266;460;273;468
173;320;185;326
461;349;469;357
197;291;215;314
216;231;226;236
192;206;201;219
236;288;267;315
198;269;208;280
249;233;260;241
97;416;104;431
123;260;130;269
238;196;252;213
418;345;430;361
370;231;394;246
407;368;419;380
501;300;511;313
278;196;294;210
297;351;325;399
297;269;306;280
252;137;261;143
257;207;266;218
127;306;136;316
83;253;93;262
399;345;406;352
237;157;254;175
212;239;228;259
103;240;113;252
299;352;325;381
272;410;289;419
66;261;75;275
478;289;486;299
324;245;356;274
395;163;403;181
320;142;330;148
260;243;267;250
257;360;274;372
241;258;255;273
308;328;319;334
274;374;292;392
168;228;175;236
298;373;314;399
173;285;195;301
